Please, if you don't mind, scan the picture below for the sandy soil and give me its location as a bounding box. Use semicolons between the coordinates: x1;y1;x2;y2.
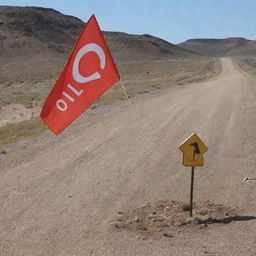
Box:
1;58;256;255
0;104;40;127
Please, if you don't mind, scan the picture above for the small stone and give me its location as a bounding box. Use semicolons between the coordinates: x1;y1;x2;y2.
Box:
200;223;208;229
163;232;173;238
185;217;194;223
142;201;149;208
131;216;140;223
178;221;187;227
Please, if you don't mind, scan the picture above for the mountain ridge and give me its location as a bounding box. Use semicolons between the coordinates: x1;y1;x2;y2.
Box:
0;6;198;84
178;37;256;57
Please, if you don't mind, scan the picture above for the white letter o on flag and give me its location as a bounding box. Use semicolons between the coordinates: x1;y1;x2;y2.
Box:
72;43;106;84
56;99;68;111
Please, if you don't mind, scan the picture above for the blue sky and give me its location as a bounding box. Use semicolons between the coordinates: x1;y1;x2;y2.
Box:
1;0;255;43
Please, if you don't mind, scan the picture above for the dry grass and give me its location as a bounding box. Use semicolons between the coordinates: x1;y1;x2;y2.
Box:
0;79;55;108
0;117;47;148
0;57;220;148
94;57;220;107
0;58;220;108
233;57;256;78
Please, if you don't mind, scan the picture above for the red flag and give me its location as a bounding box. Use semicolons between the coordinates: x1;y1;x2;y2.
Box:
40;15;120;134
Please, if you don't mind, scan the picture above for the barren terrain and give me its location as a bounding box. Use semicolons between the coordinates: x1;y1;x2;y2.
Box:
0;6;219;148
0;6;216;110
1;58;256;255
0;104;40;127
179;37;256;57
0;6;197;86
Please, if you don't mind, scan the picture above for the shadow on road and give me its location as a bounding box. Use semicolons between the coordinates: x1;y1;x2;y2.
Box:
197;216;256;225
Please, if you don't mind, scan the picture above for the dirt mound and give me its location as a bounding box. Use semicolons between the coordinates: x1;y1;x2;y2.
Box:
112;200;238;237
179;37;256;57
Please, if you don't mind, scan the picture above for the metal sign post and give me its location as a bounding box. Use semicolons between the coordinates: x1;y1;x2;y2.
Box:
190;167;195;217
179;133;208;217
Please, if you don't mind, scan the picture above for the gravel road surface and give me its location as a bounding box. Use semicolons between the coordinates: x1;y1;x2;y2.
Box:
1;58;256;255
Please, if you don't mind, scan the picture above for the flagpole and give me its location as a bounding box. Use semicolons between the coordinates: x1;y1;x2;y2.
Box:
120;83;130;104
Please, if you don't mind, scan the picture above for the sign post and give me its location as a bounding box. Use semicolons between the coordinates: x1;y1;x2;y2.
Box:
179;133;208;217
190;166;195;217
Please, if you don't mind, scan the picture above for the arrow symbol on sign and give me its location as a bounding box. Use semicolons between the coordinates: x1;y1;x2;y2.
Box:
190;142;201;159
179;133;208;167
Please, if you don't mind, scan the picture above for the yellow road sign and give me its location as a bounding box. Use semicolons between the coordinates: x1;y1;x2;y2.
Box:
179;133;208;166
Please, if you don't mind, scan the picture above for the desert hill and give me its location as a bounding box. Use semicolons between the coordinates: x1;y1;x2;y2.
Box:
0;6;218;127
178;37;256;57
0;6;197;84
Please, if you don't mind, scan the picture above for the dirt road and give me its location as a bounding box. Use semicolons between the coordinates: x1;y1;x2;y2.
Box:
1;58;256;255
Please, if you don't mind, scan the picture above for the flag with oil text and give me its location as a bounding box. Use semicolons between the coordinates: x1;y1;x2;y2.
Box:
40;15;120;134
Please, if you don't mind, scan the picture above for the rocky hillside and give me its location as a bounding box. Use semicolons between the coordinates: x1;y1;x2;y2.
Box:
0;6;197;84
178;38;256;57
